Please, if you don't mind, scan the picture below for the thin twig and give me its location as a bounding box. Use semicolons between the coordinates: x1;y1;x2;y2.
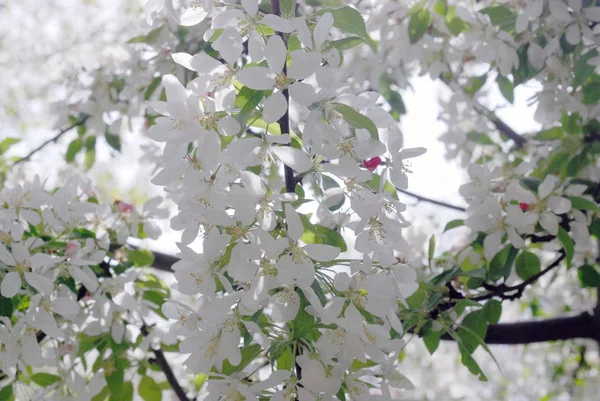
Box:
440;76;527;147
396;188;466;212
141;325;192;401
12;116;89;166
471;251;566;302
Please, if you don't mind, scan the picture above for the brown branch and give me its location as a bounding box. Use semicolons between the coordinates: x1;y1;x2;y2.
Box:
141;325;192;401
12;116;89;166
396;188;466;212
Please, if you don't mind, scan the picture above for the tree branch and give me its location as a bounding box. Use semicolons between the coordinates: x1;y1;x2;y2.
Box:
470;252;565;302
141;325;192;401
12;116;89;166
440;76;527;147
396;188;466;212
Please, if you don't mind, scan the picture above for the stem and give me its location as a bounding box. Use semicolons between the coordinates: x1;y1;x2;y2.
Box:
13;116;89;166
141;325;192;401
396;188;466;212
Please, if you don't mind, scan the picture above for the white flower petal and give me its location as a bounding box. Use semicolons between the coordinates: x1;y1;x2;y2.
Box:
0;243;15;266
171;52;194;70
262;91;288;123
52;297;80;317
237;67;275;90
538;175;556;199
1;271;21;298
212;27;243;65
260;14;294;33
241;171;266;198
190;52;223;74
24;273;54;295
266;34;287;73
179;7;207;26
285;203;304;242
314;13;334;48
289;82;316;106
483;230;503;261
304;244;340;261
287;51;321;80
271;146;313;173
217;116;241;136
242;0;259;15
547;196;572;214
162;74;187;104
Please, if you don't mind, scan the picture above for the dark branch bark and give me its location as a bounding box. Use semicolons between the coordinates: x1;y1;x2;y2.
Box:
141;325;192;401
13;116;89;166
441;311;600;344
396;188;466;212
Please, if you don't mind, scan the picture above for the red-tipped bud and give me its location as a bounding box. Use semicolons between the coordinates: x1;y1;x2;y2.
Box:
519;202;530;212
364;156;383;172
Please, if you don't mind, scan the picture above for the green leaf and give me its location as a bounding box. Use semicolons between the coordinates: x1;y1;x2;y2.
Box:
567;196;600;214
423;330;442;354
0;385;13;401
364;173;399;199
515;251;541;280
127;249;155;267
457;310;488;353
0;295;13;318
578;264;600;287
573;50;598;88
104;133;121;152
408;8;431;44
144;76;162;101
300;220;347;252
459;344;488;381
445;6;469;35
434;0;448;15
334;103;378;139
115;382;133;401
465;74;488;96
533;127;563;141
582;82;600;105
428;235;436;268
443;219;464;232
466;132;495;145
379;74;406;118
483;300;502;324
557;227;574;268
84;136;97;171
31;373;60;387
329;37;365;51
66;137;83;163
561;112;582;134
194;374;207;391
488;245;517;281
480;6;516;31
235;87;265;130
519;177;541;193
221;344;262;375
0;138;20;155
139;376;162;401
280;0;296;16
317;6;376;51
496;75;514;103
73;228;96;239
276;345;295;370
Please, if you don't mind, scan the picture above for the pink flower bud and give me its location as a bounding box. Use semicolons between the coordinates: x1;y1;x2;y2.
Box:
66;242;80;259
116;201;134;213
363;156;383;172
519;202;530;212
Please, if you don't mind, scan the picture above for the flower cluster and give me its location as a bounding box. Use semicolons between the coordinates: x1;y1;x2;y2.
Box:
144;1;422;399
